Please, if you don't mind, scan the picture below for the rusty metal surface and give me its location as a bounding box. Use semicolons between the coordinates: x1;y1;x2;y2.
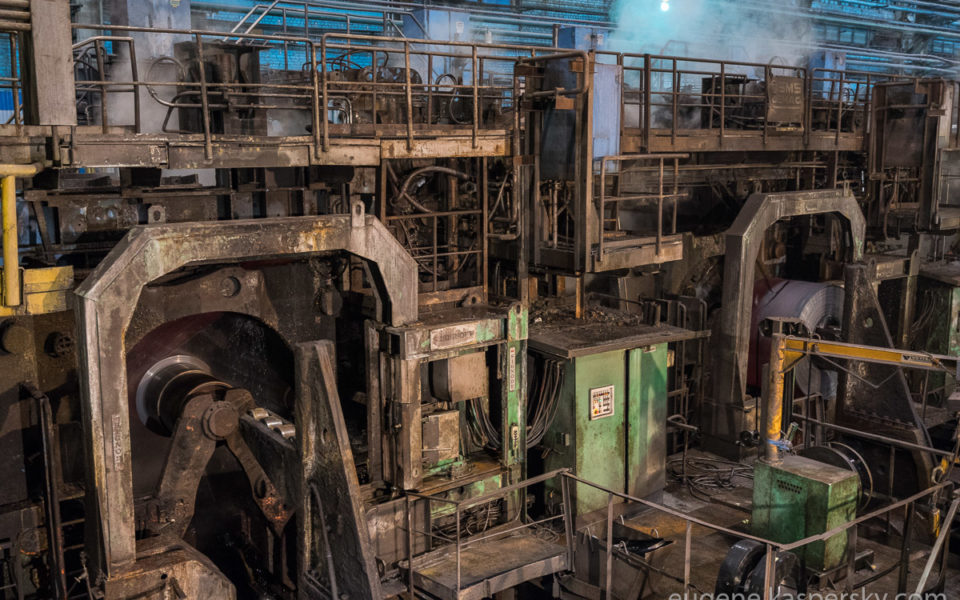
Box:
3;8;960;597
836;264;936;497
529;318;697;359
102;534;235;600
26;0;76;126
708;190;866;457
407;530;568;600
74;209;417;578
63;132;510;169
296;340;383;600
149;394;219;537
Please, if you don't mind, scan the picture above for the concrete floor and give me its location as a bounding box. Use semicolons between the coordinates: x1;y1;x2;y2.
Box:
608;450;960;598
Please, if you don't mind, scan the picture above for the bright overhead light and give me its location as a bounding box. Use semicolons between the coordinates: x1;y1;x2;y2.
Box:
660;0;670;11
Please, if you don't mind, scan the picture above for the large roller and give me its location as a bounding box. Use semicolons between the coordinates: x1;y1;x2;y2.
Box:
748;279;844;400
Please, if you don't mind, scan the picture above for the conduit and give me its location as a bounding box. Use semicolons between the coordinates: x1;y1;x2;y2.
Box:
1;163;41;307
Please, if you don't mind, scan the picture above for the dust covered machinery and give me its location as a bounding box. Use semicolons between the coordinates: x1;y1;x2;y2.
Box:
1;1;960;599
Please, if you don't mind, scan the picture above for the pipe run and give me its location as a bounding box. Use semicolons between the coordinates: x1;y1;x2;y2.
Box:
764;333;787;463
1;163;41;307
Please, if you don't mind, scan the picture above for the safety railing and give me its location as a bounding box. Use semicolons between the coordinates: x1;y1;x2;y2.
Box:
402;465;957;598
605;53;808;148
567;472;958;599
69;24;567;158
809;68;917;142
73;35;141;133
592;51;922;150
403;469;575;598
72;23;319;155
61;25;950;165
315;32;531;151
62;26;947;155
809;68;872;139
596;153;687;259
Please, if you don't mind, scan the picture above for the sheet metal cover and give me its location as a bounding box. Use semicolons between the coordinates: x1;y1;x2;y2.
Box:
750;279;844;399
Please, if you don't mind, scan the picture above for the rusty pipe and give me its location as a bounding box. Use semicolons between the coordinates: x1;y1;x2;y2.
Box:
763;333;787;463
2;163;41;307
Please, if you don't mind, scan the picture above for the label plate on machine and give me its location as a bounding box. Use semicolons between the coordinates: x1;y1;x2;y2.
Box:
430;324;478;350
589;385;615;420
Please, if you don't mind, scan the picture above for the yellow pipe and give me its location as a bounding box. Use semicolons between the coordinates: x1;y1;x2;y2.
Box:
764;333;787;463
1;163;41;307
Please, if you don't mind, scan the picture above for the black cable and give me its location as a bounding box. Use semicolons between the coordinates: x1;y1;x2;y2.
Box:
465;359;565;451
527;360;564;449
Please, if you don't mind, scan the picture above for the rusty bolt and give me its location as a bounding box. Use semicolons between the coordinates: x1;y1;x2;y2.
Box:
220;276;241;298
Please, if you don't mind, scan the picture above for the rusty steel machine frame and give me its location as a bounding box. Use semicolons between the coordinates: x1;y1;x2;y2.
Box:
1;1;960;597
706;189;866;457
75;205;417;590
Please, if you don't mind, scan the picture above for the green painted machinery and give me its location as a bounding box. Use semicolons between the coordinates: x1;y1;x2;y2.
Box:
529;319;696;518
752;454;858;571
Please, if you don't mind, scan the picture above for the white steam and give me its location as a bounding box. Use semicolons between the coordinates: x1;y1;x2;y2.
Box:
608;0;815;66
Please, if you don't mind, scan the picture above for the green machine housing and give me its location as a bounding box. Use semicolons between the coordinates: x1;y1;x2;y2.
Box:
752;454;858;571
529;319;696;518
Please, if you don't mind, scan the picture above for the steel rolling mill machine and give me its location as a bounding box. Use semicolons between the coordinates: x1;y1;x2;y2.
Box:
1;1;960;599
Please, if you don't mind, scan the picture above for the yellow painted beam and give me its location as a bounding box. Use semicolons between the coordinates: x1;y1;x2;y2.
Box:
782;336;958;373
0;163;42;307
0;266;73;317
1;175;17;306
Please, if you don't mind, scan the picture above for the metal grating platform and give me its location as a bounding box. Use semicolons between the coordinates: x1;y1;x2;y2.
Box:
406;531;569;600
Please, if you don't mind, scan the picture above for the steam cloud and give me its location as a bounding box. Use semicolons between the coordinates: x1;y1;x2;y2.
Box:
608;0;815;66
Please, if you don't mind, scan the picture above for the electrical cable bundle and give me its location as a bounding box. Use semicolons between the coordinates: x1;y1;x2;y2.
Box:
465;359;565;451
527;359;564;449
666;455;754;502
466;397;501;450
433;501;503;539
908;289;943;350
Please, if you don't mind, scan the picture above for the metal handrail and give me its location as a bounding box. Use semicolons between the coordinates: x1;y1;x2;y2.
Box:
597;153;688;261
62;23;943;167
563;471;956;599
73;36;141;133
316;32;580;152
600;49;920;145
403;468;574;598
70;24;571;158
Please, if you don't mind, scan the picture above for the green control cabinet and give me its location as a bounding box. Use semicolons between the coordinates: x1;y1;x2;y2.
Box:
752;455;858;571
529;321;693;518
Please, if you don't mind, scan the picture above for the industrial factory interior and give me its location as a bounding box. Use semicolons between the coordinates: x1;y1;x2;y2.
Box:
9;0;960;598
